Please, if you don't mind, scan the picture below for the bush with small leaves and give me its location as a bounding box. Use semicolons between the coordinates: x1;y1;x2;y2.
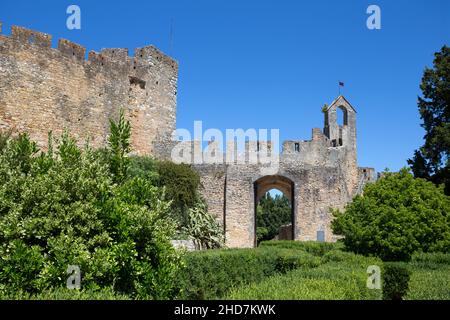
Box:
382;263;411;300
0;114;182;299
332;168;450;261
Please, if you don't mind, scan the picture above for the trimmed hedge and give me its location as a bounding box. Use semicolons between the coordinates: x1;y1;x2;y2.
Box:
405;253;450;300
259;240;343;255
382;262;411;300
0;287;131;300
174;247;321;299
227;250;383;300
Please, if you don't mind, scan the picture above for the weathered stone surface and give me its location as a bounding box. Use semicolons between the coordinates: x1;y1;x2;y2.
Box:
273;224;293;240
0;24;177;155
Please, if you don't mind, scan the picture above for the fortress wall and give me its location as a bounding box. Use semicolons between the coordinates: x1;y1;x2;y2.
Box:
224;164;257;248
291;166;349;242
194;164;227;226
0;25;177;155
221;162;351;247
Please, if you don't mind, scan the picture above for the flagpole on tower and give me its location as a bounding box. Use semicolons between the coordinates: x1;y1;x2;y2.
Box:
338;81;344;96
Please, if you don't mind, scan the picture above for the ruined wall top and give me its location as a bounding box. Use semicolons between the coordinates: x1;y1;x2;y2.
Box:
0;24;178;73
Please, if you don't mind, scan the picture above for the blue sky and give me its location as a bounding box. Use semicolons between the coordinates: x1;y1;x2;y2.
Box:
1;0;449;172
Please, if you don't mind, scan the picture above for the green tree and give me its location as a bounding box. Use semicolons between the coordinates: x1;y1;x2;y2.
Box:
331;168;450;261
127;155;159;184
156;161;201;224
408;46;450;195
256;193;292;243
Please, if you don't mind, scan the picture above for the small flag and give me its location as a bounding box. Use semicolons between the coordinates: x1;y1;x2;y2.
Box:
339;81;344;87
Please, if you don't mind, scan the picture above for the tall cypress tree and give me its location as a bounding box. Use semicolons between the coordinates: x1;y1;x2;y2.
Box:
408;46;450;195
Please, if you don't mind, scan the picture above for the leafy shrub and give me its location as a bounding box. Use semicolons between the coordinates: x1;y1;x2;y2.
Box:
127;156;159;184
275;249;321;272
174;247;319;299
259;240;342;255
0;287;131;300
405;252;450;300
412;252;450;265
382;263;411;300
228;274;361;300
0;130;11;153
181;200;224;249
227;254;383;300
127;156;223;248
108;109;131;182
156;161;200;221
0;119;182;299
332;168;450;261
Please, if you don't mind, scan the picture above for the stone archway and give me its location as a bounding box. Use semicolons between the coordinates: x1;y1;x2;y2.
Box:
253;175;295;246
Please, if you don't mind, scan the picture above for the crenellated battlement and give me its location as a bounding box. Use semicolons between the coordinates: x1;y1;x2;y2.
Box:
0;22;178;156
100;48;129;61
10;25;52;47
0;23;178;74
58;38;86;61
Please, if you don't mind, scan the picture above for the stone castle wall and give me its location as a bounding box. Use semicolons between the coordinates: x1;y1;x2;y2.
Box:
0;24;177;155
0;23;375;248
189;96;375;248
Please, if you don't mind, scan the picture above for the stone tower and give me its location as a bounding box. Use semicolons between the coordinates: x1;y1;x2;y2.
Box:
0;24;177;155
323;95;359;195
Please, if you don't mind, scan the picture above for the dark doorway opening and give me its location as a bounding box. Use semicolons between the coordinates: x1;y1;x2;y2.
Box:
254;175;295;246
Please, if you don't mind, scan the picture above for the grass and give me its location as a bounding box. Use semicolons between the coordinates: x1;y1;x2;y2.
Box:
404;253;450;300
1;241;448;300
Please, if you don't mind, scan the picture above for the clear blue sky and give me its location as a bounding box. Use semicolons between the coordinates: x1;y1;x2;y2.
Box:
1;0;449;172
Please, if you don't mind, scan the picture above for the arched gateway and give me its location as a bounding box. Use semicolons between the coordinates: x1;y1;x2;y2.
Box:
254;175;295;245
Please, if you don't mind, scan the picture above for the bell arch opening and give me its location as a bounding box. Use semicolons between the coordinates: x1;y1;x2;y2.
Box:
337;105;348;127
253;175;295;246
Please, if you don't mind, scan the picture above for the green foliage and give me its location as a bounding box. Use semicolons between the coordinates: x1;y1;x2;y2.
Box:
181;200;224;249
0;122;181;299
222;244;449;301
227;246;382;300
0;130;12;154
174;246;320;299
408;45;450;195
405;253;450;300
108;109;131;182
274;249;321;272
382;263;411;300
256;193;291;243
332;168;450;261
126;156;223;248
156;161;201;223
127;156;159;184
260;240;343;255
227;269;362;300
0;287;131;300
127;157;201;215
